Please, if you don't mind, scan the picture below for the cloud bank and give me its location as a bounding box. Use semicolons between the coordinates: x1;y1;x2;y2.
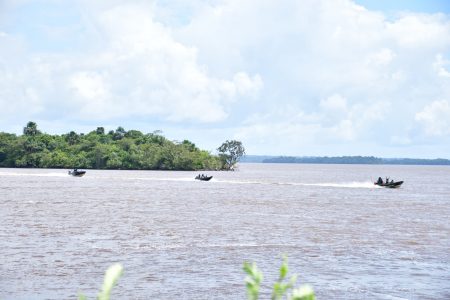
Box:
0;0;449;157
0;2;262;124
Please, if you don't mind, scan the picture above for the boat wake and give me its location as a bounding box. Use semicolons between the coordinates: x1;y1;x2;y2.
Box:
0;171;379;189
213;179;378;189
124;177;198;182
0;171;68;177
304;181;378;189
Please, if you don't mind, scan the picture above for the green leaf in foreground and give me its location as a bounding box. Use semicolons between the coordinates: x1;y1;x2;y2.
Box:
243;261;263;300
279;256;288;281
97;263;123;300
77;294;87;300
290;285;315;300
244;257;315;300
272;256;297;300
78;263;123;300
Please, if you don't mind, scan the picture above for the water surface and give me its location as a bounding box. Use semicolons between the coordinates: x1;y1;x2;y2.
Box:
1;164;449;299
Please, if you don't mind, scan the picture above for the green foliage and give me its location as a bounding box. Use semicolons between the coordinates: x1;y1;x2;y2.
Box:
263;155;450;165
244;257;315;300
243;262;263;300
217;140;245;170
272;256;298;300
290;286;315;300
112;126;126;141
78;263;123;300
79;258;313;300
0;121;225;170
23;121;41;136
96;127;105;135
65;131;80;145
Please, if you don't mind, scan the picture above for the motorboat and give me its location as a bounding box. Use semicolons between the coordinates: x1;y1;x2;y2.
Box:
68;169;86;177
195;174;213;181
374;178;403;188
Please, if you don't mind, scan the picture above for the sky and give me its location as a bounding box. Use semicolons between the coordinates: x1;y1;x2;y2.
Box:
1;0;450;158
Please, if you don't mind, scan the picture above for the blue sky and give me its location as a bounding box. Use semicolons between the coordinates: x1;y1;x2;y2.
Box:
1;0;450;158
356;0;450;14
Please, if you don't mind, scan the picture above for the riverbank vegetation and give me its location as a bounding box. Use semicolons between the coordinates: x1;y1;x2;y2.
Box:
261;155;450;165
0;122;244;171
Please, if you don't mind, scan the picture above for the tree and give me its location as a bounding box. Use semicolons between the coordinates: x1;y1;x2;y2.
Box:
0;125;223;170
112;126;126;141
217;140;245;170
124;130;143;139
23;121;41;136
0;132;17;166
179;139;197;152
65;131;80;145
96;127;105;135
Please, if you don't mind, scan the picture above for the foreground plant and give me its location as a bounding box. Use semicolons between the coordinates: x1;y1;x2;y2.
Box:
243;256;315;300
78;257;313;300
78;263;123;300
243;261;263;300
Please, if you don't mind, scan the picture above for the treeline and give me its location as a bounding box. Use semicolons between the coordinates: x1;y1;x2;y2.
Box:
0;122;223;170
263;156;450;165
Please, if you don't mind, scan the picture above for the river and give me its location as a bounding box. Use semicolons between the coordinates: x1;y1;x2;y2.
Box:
0;163;449;299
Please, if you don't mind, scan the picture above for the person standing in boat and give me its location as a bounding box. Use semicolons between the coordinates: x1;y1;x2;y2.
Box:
377;177;383;184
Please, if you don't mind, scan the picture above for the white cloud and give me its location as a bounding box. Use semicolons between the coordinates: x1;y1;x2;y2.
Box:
70;72;109;100
368;48;395;66
390;135;412;145
237;92;390;152
415;100;450;136
1;0;450;157
386;14;450;49
320;94;348;115
434;54;450;78
0;2;263;124
179;0;450;154
233;72;263;97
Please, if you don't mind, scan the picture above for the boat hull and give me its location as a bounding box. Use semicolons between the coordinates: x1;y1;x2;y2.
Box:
69;170;86;177
195;175;213;181
374;181;403;188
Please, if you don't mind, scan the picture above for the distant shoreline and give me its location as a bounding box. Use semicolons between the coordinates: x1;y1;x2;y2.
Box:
240;155;450;166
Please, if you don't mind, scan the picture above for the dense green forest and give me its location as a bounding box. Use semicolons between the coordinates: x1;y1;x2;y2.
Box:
261;155;450;165
0;122;243;171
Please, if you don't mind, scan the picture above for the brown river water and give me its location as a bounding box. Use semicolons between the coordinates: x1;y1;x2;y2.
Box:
1;163;449;299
